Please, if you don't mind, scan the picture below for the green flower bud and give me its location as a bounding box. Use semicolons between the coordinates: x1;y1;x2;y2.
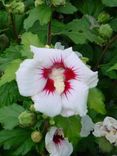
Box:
98;12;110;23
18;111;36;127
81;57;89;64
99;24;113;39
49;118;55;125
6;1;25;14
35;0;44;7
31;131;42;143
12;2;25;14
29;104;35;112
51;0;66;6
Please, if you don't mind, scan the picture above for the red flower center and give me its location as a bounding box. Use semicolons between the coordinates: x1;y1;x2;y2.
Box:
53;130;64;144
42;60;77;94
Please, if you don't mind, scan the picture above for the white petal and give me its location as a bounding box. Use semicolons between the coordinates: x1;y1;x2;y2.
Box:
32;92;62;117
55;139;73;156
61;80;89;117
103;116;117;131
93;122;105;137
64;52;98;88
16;59;46;96
30;45;71;67
80;115;94;137
45;127;73;156
55;42;65;50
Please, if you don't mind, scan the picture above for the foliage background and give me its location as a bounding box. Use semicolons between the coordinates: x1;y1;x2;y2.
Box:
0;0;117;155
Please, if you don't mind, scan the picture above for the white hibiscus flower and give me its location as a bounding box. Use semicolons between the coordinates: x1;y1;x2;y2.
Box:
45;127;73;156
16;45;98;117
93;116;117;145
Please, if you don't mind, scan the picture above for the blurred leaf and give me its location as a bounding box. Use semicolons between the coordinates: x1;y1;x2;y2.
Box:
61;17;104;44
56;2;77;14
21;32;43;58
102;0;117;7
0;104;24;130
0;81;21;107
108;63;117;71
55;116;81;144
0;128;34;155
24;5;52;30
110;18;117;32
75;0;104;16
0;45;22;71
88;88;106;114
0;59;22;87
96;137;113;153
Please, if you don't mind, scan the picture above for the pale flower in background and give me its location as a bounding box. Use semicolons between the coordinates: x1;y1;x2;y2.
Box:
93;116;117;145
16;44;98;117
80;115;94;137
45;127;73;156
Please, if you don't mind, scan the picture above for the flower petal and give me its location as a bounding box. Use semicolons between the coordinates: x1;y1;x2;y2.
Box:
61;80;89;117
64;52;98;88
30;45;71;67
45;127;73;156
16;59;46;96
93;122;105;137
32;92;62;117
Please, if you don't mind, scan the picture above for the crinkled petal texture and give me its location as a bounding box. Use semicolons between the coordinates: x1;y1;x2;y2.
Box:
32;92;62;117
45;127;73;156
61;81;89;117
16;45;98;117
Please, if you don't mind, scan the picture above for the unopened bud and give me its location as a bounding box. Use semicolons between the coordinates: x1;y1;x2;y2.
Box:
35;0;44;7
99;24;113;39
98;12;110;23
51;0;66;6
31;131;42;143
18;111;36;127
49;118;55;125
29;104;35;112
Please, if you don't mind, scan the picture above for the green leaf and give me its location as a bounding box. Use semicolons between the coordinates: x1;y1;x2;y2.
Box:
96;137;113;153
0;81;21;107
102;0;117;7
55;116;81;144
56;2;77;14
0;128;34;155
0;59;22;87
24;5;52;30
75;0;104;16
0;44;22;71
88;88;106;114
108;63;117;71
21;32;43;58
0;104;24;130
110;18;117;32
61;17;104;44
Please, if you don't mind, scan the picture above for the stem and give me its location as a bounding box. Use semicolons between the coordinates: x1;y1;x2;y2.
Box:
95;34;117;69
10;13;19;43
47;21;51;45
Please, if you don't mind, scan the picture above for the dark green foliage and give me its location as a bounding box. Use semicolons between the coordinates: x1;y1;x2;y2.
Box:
0;0;117;155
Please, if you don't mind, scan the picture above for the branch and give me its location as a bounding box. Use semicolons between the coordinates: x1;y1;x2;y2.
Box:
47;21;51;45
10;13;19;43
95;34;117;69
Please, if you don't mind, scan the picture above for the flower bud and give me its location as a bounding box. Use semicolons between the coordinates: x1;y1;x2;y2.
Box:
31;131;42;143
49;118;55;125
6;1;25;14
99;24;113;39
18;111;36;127
51;0;66;6
35;0;44;7
98;12;110;23
29;104;35;112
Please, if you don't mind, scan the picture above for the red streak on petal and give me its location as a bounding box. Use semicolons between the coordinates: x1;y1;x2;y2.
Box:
53;134;64;144
64;67;76;80
43;79;55;93
52;59;65;69
63;81;71;94
42;68;51;79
